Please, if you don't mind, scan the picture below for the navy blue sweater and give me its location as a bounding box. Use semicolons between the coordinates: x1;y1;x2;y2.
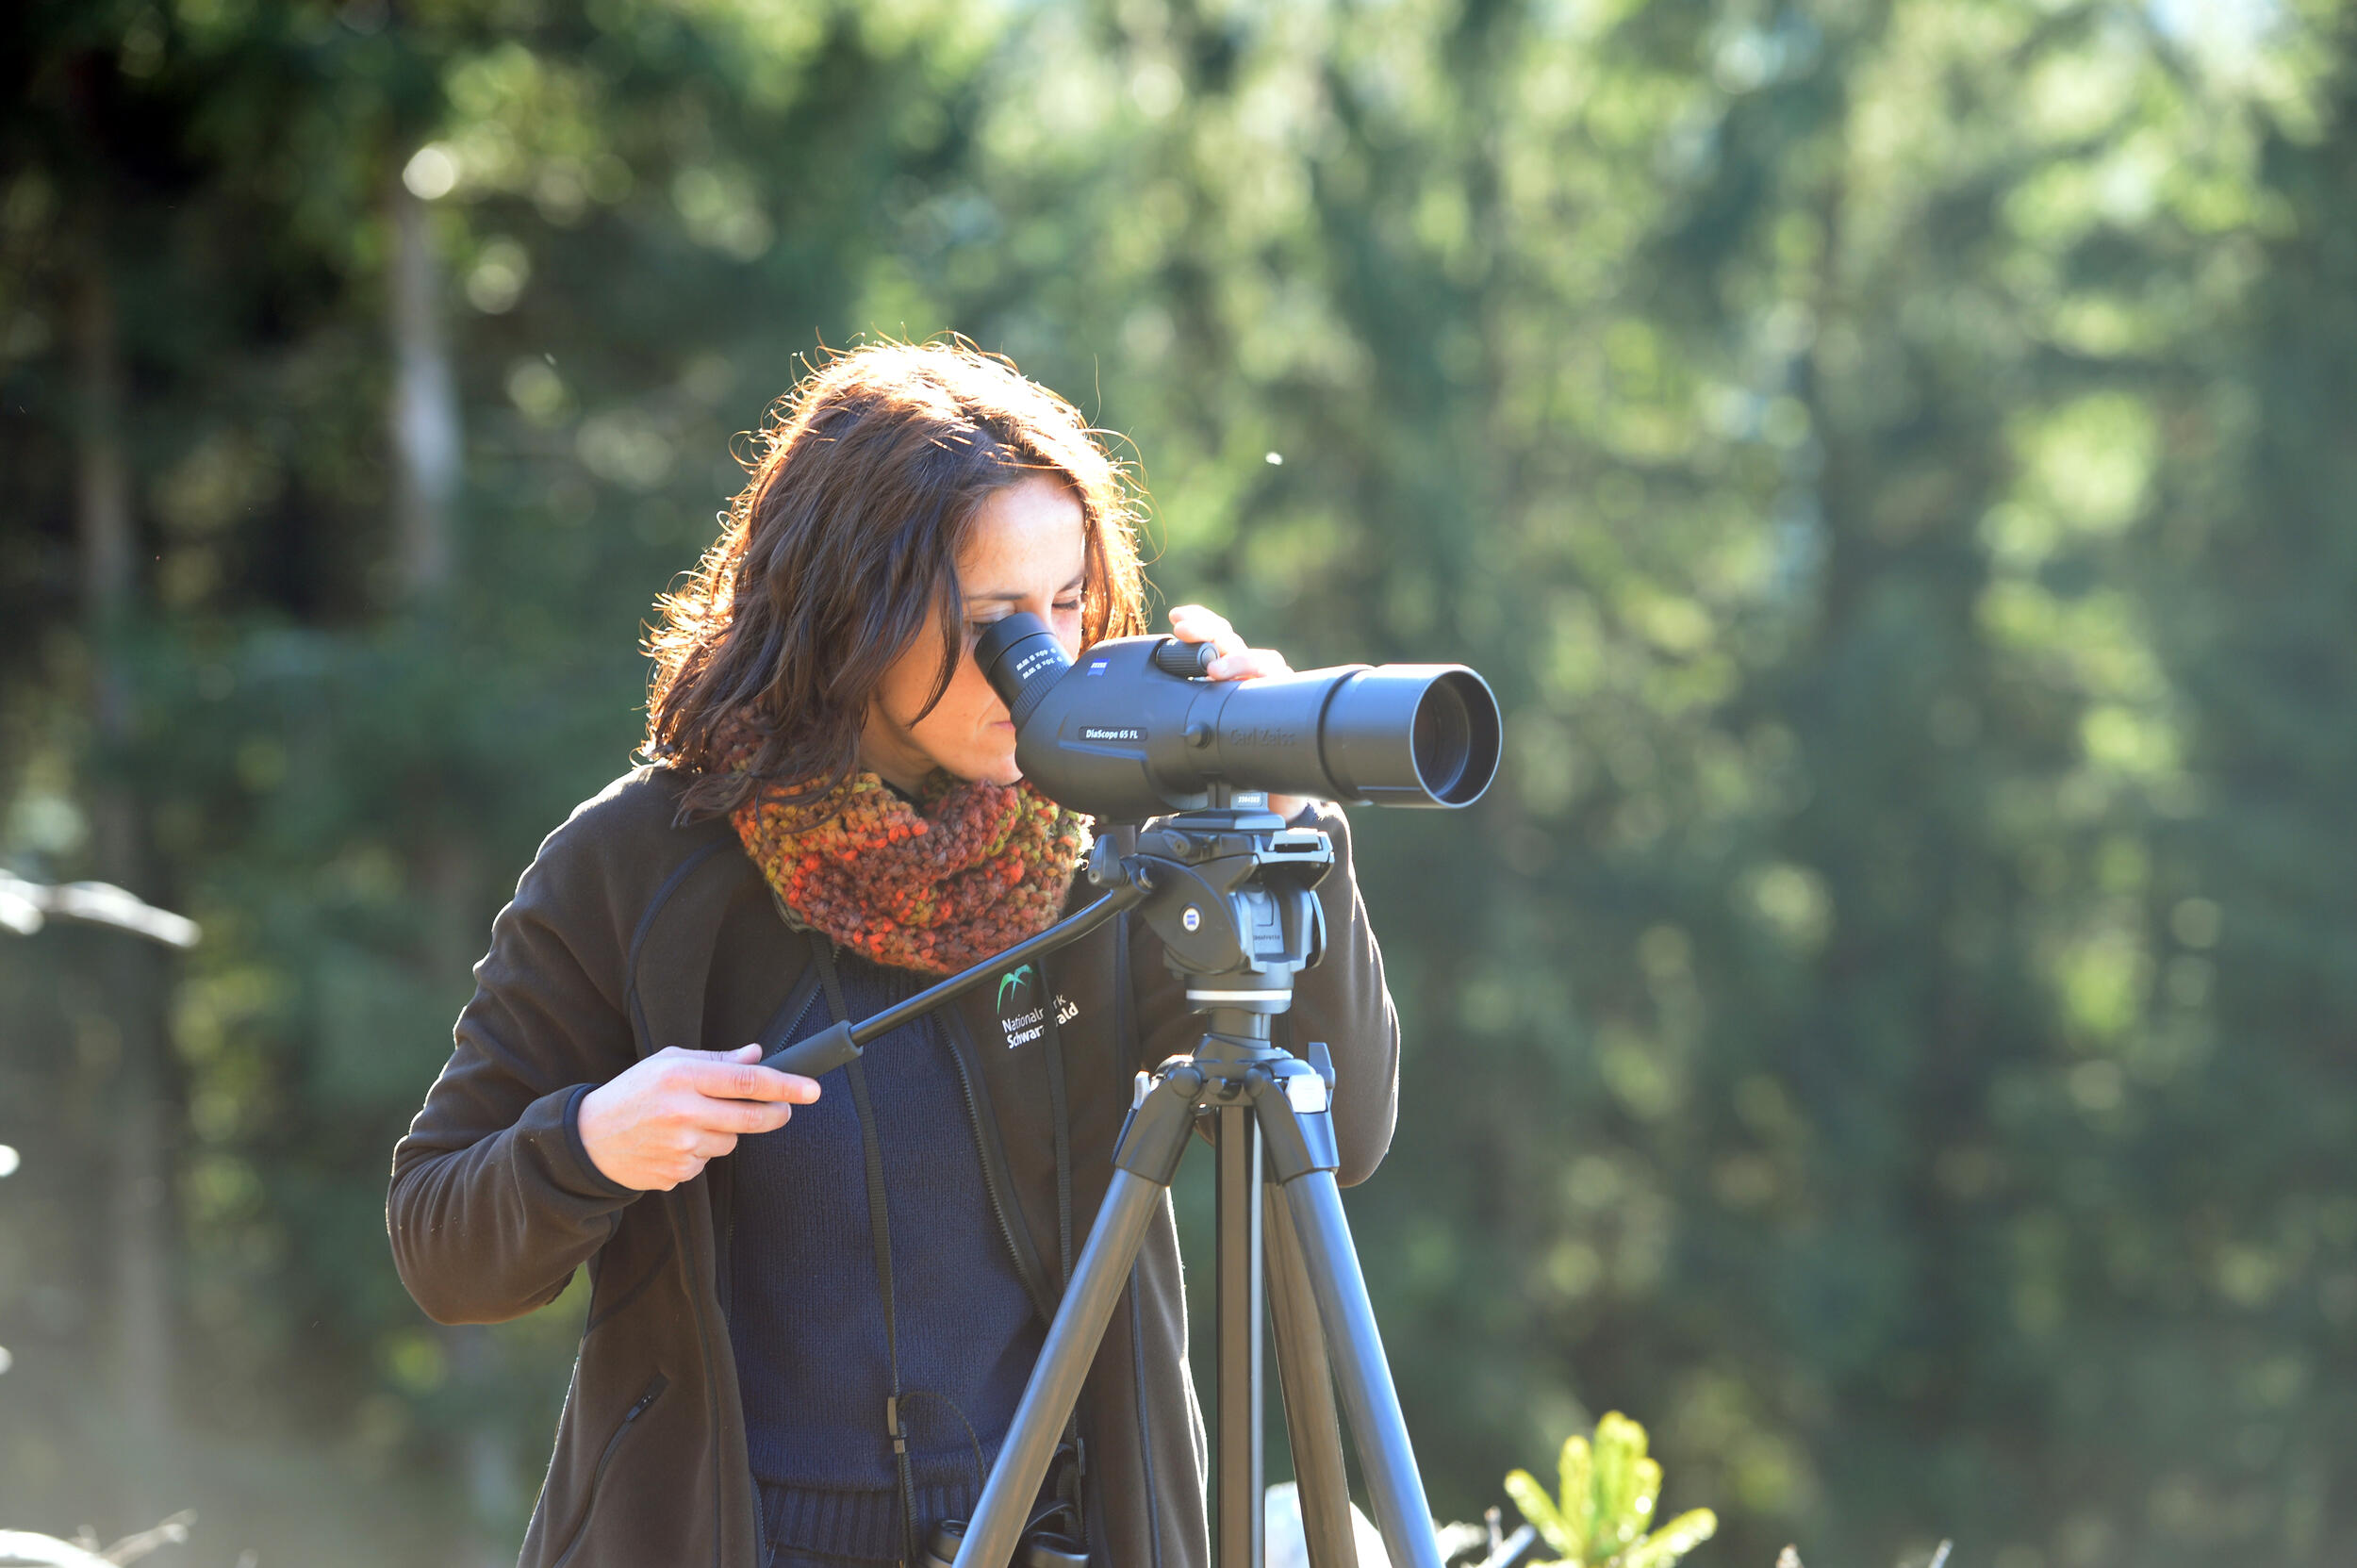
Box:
730;951;1045;1560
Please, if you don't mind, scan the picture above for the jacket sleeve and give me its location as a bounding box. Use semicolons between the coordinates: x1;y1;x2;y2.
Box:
1129;802;1400;1187
387;803;648;1326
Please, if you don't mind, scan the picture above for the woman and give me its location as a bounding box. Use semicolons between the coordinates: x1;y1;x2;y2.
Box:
387;340;1400;1568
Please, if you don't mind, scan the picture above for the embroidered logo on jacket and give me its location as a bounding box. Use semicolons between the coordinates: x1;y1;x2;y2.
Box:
1000;993;1080;1049
996;965;1036;1011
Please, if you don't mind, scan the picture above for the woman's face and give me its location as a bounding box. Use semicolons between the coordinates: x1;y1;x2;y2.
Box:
859;474;1088;792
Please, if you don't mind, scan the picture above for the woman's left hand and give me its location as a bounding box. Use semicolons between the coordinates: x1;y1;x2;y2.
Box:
1166;603;1315;822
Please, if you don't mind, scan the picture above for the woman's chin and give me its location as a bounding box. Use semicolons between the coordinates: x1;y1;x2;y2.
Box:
951;752;1024;789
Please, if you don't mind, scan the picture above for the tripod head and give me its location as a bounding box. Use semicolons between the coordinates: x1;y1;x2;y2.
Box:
1086;792;1333;1049
761;793;1335;1091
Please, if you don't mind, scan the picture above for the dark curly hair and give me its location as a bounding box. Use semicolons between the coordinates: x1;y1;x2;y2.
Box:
643;339;1151;821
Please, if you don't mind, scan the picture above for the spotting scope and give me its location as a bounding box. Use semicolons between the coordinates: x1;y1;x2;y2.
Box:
974;613;1501;821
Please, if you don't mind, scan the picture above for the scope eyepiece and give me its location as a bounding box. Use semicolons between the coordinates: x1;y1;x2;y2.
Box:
975;615;1073;732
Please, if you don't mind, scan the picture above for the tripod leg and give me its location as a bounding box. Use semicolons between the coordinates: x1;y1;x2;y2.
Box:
955;1065;1205;1568
1277;1171;1442;1568
1265;1182;1358;1568
1215;1107;1266;1568
954;1167;1162;1567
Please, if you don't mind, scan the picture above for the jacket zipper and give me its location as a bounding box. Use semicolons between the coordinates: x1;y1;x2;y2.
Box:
1113;909;1164;1568
940;1009;1060;1324
825;936;1056;1324
550;1373;669;1568
717;955;828;1567
937;977;1090;1557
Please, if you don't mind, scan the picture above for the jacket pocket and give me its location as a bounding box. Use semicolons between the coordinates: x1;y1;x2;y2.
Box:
550;1372;668;1568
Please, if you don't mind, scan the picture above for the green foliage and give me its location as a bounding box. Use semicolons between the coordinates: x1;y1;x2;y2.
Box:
1504;1412;1717;1568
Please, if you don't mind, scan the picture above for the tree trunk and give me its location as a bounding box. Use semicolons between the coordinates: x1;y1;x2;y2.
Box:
387;161;518;1560
75;239;176;1521
388;176;461;601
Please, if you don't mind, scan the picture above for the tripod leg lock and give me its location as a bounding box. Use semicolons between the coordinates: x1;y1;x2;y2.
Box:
1113;1064;1207;1180
1246;1065;1340;1182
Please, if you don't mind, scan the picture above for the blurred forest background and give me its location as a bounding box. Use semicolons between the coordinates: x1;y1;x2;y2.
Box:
3;0;2354;1564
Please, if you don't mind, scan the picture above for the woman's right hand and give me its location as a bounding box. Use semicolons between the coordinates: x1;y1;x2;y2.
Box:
576;1044;821;1191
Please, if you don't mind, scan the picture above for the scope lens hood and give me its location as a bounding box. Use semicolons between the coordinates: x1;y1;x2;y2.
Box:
1320;665;1501;807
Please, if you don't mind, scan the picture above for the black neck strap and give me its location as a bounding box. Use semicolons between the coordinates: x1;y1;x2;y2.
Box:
812;941;923;1567
810;939;1087;1561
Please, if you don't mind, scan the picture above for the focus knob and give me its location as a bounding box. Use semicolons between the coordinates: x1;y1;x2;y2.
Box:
1152;638;1218;677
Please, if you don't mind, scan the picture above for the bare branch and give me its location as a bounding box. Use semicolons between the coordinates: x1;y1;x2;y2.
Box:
0;1530;117;1568
101;1511;195;1564
0;873;199;949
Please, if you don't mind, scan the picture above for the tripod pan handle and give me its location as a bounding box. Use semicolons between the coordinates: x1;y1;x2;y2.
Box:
761;1019;858;1080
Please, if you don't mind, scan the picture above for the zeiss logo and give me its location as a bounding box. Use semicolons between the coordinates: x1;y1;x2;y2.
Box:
1086;660;1109;676
1082;726;1143;742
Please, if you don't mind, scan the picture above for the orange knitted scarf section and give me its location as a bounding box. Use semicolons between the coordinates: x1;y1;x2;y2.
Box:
728;764;1092;976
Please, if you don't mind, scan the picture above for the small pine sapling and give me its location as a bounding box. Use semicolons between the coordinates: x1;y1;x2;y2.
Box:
1502;1411;1718;1568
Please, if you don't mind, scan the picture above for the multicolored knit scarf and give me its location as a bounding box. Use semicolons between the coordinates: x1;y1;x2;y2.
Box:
728;764;1092;976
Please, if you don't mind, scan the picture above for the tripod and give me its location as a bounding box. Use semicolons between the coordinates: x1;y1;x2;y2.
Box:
765;797;1442;1568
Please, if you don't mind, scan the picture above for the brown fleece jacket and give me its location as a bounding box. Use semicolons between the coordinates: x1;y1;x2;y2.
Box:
387;767;1400;1568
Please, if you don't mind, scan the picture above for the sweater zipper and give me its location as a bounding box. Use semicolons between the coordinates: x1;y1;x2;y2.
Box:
550;1373;668;1568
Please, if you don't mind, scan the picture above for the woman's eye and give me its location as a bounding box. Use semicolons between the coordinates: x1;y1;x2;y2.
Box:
1053;600;1082;616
